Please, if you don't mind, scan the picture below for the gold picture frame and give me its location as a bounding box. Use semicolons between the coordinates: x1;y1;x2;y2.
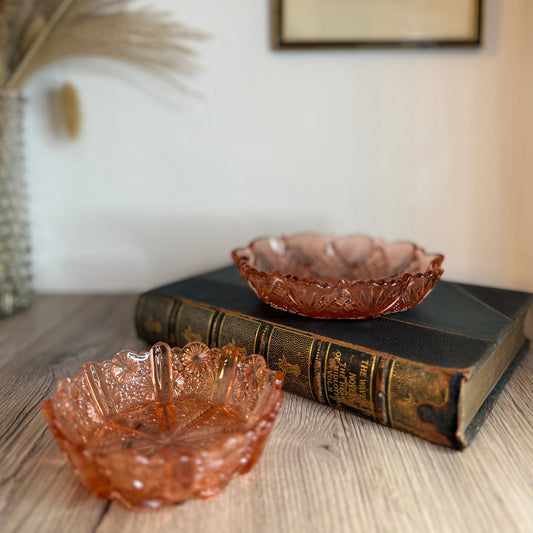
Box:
271;0;482;49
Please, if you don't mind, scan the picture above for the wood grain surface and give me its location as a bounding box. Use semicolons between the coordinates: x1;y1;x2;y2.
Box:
1;295;532;533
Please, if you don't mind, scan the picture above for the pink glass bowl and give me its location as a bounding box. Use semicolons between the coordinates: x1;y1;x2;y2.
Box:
41;342;284;510
232;234;444;319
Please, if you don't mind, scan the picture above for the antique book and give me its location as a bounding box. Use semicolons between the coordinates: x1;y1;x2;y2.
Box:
135;266;532;449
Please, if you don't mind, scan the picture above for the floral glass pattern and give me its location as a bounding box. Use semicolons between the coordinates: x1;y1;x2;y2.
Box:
232;234;444;319
41;342;284;510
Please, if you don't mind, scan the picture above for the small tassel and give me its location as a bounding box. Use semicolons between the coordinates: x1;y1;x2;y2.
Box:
59;82;82;139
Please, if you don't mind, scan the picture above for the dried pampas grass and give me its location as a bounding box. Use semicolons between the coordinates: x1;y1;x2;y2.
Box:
0;0;38;84
0;0;206;90
19;14;46;55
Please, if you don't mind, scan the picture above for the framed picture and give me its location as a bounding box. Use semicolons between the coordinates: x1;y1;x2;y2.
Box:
271;0;482;49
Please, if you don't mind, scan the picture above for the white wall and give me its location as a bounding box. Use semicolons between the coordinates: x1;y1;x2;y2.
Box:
24;0;532;292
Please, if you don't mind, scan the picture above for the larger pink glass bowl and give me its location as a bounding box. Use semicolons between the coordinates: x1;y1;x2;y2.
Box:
41;342;284;510
232;234;444;319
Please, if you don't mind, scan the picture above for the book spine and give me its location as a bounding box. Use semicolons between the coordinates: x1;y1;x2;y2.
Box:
136;292;463;448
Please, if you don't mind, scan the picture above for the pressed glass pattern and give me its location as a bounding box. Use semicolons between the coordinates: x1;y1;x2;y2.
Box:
232;234;444;319
41;342;284;509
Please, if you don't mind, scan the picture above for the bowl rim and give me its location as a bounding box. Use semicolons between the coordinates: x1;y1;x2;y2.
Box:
41;343;285;459
231;233;444;290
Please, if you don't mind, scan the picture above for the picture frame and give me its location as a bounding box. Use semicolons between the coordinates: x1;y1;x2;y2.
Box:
271;0;483;49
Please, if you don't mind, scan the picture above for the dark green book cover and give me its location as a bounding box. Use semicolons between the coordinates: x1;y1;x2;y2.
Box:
136;266;532;449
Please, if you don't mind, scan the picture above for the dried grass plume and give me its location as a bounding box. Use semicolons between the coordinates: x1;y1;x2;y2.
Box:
0;0;206;90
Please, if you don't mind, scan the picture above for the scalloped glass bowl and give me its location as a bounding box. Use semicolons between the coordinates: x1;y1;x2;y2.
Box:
232;234;444;319
41;342;284;510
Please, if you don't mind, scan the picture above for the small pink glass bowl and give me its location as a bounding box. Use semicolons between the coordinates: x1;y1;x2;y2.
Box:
232;234;444;319
41;342;284;510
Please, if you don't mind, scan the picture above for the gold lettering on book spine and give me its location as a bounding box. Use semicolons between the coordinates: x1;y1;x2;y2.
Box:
323;345;375;420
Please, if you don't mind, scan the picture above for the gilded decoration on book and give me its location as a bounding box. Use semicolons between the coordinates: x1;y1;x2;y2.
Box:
276;355;301;378
182;325;202;344
230;338;248;355
143;315;162;337
135;266;532;448
324;348;375;418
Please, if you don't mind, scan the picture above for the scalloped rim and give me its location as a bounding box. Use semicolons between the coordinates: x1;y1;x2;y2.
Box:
41;344;285;508
42;344;285;458
231;233;444;290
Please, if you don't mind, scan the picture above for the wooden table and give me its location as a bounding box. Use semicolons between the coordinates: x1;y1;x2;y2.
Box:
1;295;532;533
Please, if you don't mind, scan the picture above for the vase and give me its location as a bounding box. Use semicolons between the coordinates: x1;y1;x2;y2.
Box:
0;91;34;317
